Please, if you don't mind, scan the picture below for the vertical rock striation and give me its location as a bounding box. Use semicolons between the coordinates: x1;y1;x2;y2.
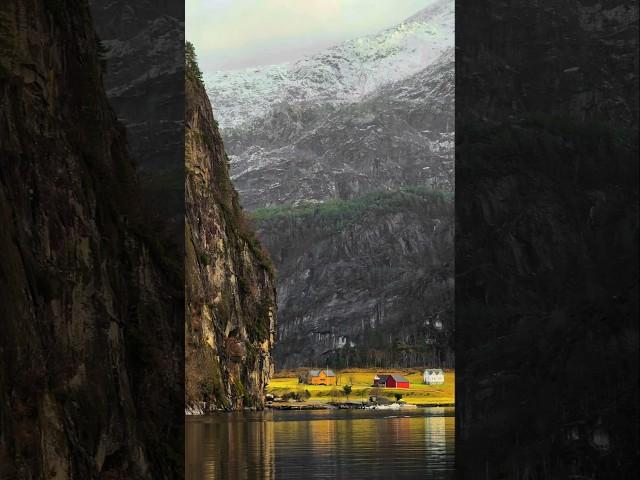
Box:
0;0;182;478
185;50;276;411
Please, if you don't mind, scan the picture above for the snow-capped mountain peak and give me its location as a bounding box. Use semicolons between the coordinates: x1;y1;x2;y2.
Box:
205;0;454;129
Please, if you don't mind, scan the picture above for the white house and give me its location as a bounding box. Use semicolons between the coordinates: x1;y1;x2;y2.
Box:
423;368;445;385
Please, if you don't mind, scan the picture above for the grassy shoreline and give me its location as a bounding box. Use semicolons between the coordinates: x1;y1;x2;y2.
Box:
267;368;455;407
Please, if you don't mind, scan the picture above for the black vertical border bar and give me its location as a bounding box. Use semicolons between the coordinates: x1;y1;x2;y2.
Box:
0;0;186;477
90;0;186;477
455;1;638;478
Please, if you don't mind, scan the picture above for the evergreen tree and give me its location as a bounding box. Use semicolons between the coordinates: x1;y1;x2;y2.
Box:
186;41;203;82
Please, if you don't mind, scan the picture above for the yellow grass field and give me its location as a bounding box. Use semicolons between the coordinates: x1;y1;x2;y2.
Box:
267;368;454;406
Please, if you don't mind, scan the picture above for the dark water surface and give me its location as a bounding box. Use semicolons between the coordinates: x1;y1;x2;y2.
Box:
186;407;455;479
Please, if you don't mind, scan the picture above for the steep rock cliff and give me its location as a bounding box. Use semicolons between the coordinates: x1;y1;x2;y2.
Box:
185;51;276;411
254;189;453;369
0;1;182;478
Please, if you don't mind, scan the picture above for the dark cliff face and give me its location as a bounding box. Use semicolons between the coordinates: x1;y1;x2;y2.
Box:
457;1;638;478
89;0;185;241
0;1;182;478
184;55;277;411
254;189;454;370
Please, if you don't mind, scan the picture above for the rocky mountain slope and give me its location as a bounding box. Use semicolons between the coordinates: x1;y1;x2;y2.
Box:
185;47;277;411
207;0;452;129
226;48;454;210
254;188;453;369
0;1;182;478
90;0;184;240
208;1;454;211
202;1;455;372
456;1;638;478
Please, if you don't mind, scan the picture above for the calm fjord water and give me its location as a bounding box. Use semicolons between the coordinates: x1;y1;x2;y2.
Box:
186;407;455;479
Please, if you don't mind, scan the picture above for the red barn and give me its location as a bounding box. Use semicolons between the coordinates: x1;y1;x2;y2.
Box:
385;374;410;389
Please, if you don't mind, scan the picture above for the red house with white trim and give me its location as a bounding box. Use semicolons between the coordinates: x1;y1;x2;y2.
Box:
386;374;410;389
373;374;410;389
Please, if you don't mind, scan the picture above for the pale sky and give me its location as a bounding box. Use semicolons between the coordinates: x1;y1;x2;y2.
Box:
186;0;434;71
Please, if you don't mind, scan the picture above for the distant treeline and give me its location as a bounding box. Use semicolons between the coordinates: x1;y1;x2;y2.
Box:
252;187;453;224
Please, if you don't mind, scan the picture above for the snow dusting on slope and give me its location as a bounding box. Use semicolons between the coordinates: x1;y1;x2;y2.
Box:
205;0;454;129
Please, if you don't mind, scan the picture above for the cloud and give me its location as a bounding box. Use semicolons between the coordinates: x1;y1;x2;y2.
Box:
186;0;433;70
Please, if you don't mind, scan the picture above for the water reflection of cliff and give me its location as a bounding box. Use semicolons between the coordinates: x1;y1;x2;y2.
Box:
186;415;275;480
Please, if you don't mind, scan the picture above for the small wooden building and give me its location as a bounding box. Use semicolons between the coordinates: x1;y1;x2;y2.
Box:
306;369;337;386
373;374;410;389
423;368;444;385
372;374;389;387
